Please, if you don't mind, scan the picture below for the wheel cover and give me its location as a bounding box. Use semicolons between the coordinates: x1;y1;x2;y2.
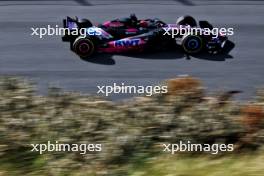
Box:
74;38;94;58
78;42;90;53
182;35;203;54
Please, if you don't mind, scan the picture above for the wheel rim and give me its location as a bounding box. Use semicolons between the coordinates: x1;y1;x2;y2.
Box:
183;35;203;53
187;39;199;50
78;42;90;53
74;38;94;58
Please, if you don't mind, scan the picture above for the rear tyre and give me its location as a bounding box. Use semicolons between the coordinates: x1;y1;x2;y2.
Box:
73;37;95;58
176;16;197;27
181;35;203;54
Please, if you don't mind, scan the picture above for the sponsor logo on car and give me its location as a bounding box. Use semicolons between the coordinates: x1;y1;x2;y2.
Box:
114;39;140;47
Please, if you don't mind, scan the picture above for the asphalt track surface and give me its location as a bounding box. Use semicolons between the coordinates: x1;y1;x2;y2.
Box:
0;1;264;100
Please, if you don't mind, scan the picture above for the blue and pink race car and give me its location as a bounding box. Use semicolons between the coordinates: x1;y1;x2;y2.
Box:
62;14;235;59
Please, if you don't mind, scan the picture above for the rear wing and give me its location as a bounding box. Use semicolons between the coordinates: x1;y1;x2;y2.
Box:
62;16;81;42
62;16;113;42
63;16;79;29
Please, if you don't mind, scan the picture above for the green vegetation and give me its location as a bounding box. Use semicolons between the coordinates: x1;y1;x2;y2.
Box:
128;150;264;176
0;76;263;176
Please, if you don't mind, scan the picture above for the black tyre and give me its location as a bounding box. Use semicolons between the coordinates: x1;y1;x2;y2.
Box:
73;37;95;58
181;35;203;54
78;18;93;28
176;15;197;27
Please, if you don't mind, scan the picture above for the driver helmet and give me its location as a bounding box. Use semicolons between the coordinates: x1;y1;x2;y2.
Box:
130;13;138;25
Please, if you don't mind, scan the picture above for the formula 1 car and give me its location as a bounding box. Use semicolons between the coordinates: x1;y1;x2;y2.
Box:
62;14;235;59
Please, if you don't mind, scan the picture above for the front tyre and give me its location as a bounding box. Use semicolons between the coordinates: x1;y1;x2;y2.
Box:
181;35;203;54
73;37;95;58
176;15;197;27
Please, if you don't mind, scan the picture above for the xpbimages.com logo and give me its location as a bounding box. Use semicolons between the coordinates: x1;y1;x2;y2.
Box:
30;25;102;39
30;141;102;155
